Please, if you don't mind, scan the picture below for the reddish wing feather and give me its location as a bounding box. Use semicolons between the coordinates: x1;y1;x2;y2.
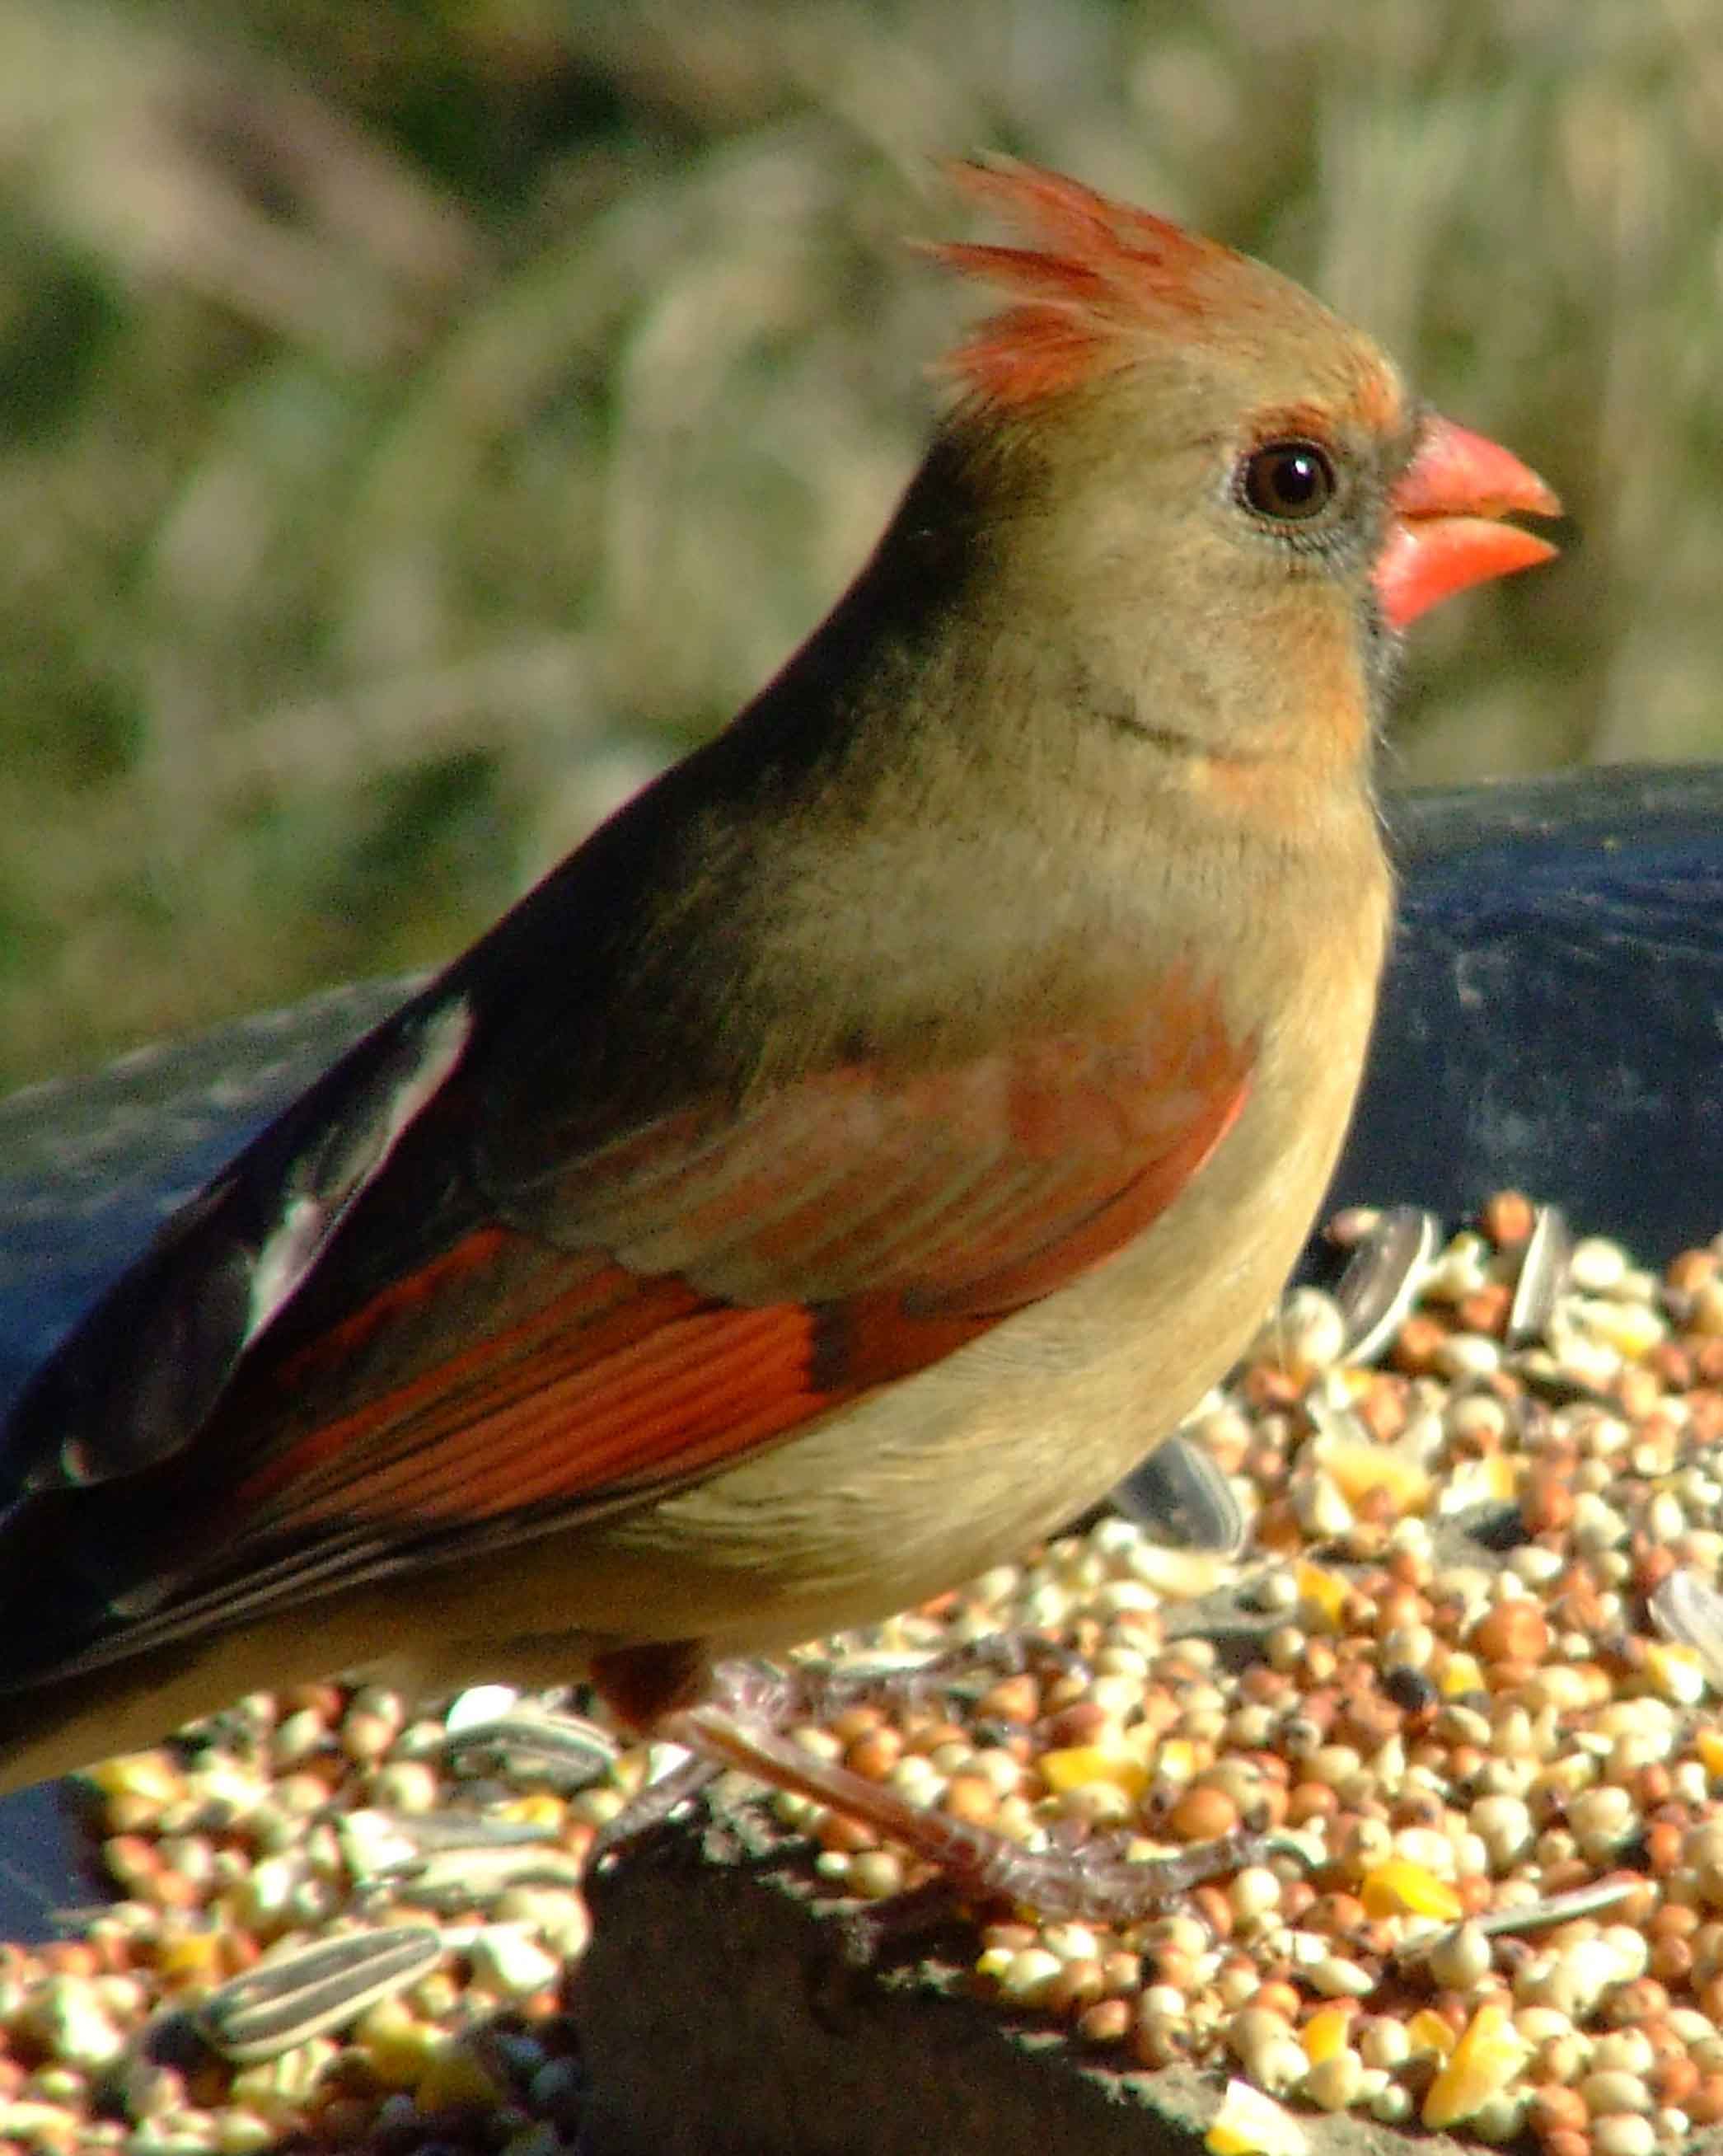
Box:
216;983;1252;1553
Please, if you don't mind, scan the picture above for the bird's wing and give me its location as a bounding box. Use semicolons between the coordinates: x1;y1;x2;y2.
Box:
0;969;1250;1676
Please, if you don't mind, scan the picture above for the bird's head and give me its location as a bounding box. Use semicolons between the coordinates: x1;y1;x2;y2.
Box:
919;159;1559;777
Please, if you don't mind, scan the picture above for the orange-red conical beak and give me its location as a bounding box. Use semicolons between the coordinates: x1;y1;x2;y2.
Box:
1375;415;1562;630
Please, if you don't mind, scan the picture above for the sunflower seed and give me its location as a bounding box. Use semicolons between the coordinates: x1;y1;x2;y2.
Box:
197;1924;442;2062
1404;1874;1639;1962
1113;1433;1245;1554
1650;1568;1723;1689
339;1804;564;1886
401;1843;590;1907
1333;1207;1440;1363
440;1708;618;1788
1506;1202;1572;1345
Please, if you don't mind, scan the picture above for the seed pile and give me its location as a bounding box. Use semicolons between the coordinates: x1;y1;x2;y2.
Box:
774;1198;1723;2155
2;1193;1721;2154
0;1686;620;2151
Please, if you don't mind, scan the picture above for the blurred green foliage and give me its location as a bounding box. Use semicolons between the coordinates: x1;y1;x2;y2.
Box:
0;0;1718;1087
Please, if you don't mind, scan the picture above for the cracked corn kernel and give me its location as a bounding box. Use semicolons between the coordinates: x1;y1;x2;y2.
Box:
1422;2003;1529;2130
1037;1746;1151;1798
1208;2078;1309;2156
1360;1858;1463;1920
1300;2005;1352;2065
1295;1563;1351;1631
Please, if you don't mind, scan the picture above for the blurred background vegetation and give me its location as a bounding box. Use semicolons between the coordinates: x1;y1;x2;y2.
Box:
0;0;1717;1090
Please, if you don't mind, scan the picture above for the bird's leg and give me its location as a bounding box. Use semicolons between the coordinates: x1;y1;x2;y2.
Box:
582;1638;725;1851
588;1643;1290;1925
586;1653;872;1856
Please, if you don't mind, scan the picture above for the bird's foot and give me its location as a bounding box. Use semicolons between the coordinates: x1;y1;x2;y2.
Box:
588;1646;1299;1925
661;1691;1292;1924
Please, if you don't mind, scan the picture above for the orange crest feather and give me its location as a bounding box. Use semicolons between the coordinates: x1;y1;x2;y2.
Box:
923;159;1243;410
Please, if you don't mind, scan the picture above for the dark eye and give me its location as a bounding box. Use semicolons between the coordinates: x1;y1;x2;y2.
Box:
1240;438;1337;522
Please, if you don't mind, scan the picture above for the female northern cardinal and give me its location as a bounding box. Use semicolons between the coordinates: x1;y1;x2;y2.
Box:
0;162;1557;1911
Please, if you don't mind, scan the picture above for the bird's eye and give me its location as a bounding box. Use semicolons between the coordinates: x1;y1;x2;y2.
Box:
1240;438;1337;522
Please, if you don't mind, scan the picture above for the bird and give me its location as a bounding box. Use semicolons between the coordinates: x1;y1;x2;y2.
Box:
0;159;1558;1915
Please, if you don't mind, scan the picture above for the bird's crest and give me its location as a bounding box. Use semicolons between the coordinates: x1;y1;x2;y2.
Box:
923;159;1257;410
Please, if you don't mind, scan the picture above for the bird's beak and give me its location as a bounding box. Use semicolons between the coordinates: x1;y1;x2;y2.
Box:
1375;415;1562;630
